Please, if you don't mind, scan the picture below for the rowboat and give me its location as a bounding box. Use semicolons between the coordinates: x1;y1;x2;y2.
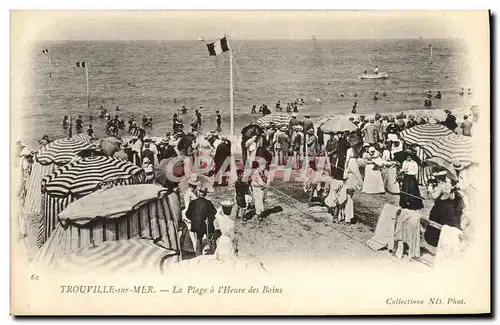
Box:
359;72;389;79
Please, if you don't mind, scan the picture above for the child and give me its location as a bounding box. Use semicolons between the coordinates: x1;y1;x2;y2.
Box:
234;169;252;218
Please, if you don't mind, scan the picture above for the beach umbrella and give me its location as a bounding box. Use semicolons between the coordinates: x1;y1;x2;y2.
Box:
72;133;93;143
422;133;477;167
399;124;453;146
100;136;123;156
319;118;358;133
425;156;458;181
53;238;180;275
37;156;145;247
34;184;182;266
22;137;94;217
256;113;292;127
155;158;186;187
393;150;422;165
36;137;94;166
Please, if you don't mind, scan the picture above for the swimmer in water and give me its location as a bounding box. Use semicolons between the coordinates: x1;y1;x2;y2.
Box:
116;106;120;111
340;94;344;98
351;101;358;114
459;88;465;96
373;93;379;101
382;92;387;97
174;98;177;103
354;93;358;98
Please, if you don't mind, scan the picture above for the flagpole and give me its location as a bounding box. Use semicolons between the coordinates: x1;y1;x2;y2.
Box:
229;44;237;184
430;44;433;64
48;50;52;78
85;62;90;108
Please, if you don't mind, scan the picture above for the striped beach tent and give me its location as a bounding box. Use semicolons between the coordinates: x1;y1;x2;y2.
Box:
53;238;180;275
37;156;146;247
256;113;292;127
22;138;94;217
399;124;453;186
34;184;182;266
399;124;453;147
422;133;477;167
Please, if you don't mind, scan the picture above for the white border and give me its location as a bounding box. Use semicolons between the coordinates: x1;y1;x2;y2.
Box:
3;1;498;322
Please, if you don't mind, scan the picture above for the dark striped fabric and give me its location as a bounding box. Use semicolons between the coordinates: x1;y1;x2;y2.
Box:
399;124;453;147
422;133;476;166
35;191;181;267
207;36;230;56
256;113;293;127
36;157;146;248
54;238;179;275
36;138;94;166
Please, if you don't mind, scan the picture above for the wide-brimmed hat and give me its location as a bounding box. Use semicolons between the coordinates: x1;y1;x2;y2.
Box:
307;129;315;134
363;142;370;147
293;125;303;131
160;137;170;144
452;159;464;170
433;170;448;177
144;136;152;142
304;114;311;118
280;126;288;131
291;113;298;118
142;157;150;164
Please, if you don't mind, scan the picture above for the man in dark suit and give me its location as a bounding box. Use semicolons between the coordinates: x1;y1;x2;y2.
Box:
185;194;217;256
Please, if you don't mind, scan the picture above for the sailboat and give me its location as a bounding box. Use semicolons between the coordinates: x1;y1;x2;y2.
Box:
198;34;205;42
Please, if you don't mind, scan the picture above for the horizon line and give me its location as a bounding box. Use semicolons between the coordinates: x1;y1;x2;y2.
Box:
38;37;462;42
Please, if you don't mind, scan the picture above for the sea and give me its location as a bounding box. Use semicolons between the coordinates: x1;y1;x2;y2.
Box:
19;39;476;146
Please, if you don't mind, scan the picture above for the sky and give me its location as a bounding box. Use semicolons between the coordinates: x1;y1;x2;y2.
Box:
12;10;488;41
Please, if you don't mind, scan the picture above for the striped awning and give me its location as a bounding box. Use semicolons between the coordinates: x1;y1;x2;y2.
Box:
36;137;94;165
256;114;292;127
72;133;93;142
423;133;477;166
41;156;144;198
399;124;453;146
54;238;180;275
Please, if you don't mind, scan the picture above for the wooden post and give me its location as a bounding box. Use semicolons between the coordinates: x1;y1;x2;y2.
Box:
228;39;237;184
85;62;90;108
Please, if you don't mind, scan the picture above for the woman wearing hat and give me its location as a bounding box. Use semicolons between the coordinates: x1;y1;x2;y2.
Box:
451;159;470;230
399;154;424;210
343;143;363;190
142;157;154;183
306;128;318;158
213;200;238;257
424;170;461;247
361;147;385;194
381;142;400;194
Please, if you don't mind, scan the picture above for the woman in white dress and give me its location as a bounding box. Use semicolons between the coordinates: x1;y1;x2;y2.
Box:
381;142;400;194
362;147;385;194
343;146;363;191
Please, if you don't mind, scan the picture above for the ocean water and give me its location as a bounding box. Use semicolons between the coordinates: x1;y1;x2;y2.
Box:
19;39;475;145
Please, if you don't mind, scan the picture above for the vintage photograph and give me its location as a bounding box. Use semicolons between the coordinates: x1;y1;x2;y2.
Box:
10;10;490;315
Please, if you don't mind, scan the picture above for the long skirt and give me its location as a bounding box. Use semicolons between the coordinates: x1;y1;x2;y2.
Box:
344;159;363;191
424;199;461;247
383;166;400;194
252;186;265;215
399;174;424;210
362;164;385;194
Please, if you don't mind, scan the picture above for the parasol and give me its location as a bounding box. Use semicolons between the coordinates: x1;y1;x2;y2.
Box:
99;136;123;156
392;150;422;165
179;174;214;193
319;118;358;133
425;157;458;181
422;133;476;167
399;124;453;147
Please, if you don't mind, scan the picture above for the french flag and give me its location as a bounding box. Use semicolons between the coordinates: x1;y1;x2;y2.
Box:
206;36;230;56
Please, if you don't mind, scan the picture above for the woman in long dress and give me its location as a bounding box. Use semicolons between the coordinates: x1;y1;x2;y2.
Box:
399;155;424;210
381;143;400;194
362;147;385;194
343;147;363;191
424;171;461;247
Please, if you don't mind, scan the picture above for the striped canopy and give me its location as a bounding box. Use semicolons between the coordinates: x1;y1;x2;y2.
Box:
35;184;182;266
423;133;477;166
72;133;93;142
256;114;292;127
399;124;453;146
53;239;180;275
36;137;94;165
41;156;144;198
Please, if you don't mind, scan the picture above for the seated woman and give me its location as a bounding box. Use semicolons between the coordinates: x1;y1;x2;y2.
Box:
362;147;385;194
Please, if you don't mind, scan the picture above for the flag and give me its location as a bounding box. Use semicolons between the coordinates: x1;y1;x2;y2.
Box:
206;36;230;56
76;61;86;68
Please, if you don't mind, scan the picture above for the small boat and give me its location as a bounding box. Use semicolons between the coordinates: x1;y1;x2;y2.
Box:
359;72;389;80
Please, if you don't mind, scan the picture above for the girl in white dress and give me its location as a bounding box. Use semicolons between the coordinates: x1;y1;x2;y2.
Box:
362;147;385;194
